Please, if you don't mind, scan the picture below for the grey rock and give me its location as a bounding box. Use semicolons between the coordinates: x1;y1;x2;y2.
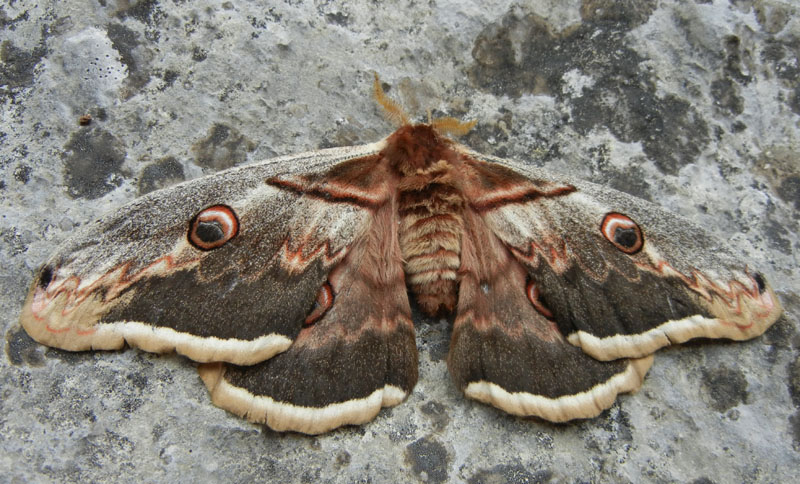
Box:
1;1;797;483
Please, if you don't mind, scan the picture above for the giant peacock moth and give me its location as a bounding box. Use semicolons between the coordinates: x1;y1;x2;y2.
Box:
20;76;782;434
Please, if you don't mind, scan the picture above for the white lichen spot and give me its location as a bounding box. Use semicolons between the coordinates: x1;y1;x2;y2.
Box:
561;68;595;98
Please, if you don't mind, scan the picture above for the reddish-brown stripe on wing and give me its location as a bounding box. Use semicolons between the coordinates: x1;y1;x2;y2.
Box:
463;159;576;211
267;154;390;209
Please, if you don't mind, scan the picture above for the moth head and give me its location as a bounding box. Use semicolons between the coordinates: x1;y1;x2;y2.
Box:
372;73;476;136
188;205;239;250
600;212;643;254
373;74;478;175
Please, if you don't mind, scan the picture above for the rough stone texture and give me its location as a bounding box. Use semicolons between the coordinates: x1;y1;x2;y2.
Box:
1;0;798;482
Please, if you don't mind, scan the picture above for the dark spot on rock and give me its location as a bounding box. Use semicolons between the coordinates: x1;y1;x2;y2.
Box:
387;418;418;443
789;355;800;408
152;423;165;441
762;41;787;66
191;123;255;171
210;124;230;144
413;308;450;362
754;2;792;34
791;85;800;116
763;217;792;254
120;396;145;414
1;225;28;256
116;0;163;25
405;437;450;484
580;0;656;27
0;40;47;99
691;478;717;484
44;347;89;365
723;35;753;85
760;37;799;114
5;326;45;367
191;46;207;62
702;366;749;413
760;311;796;350
470;6;653;97
605;166;653;201
462;110;514;157
710;78;744;115
731;120;747;132
469;9;708;175
579;90;707;175
778;175;800;211
138;156;185;195
420;401;450;431
13;164;31;183
586;405;634;448
317;122;374;150
763;39;800;84
754;146;800;215
335;451;351;468
325;12;350;26
85;430;136;468
126;371;148;391
468;464;553;484
790;411;800;451
107;23;139;73
107;23;151;94
0;5;31;30
63;128;127;199
162;69;178;88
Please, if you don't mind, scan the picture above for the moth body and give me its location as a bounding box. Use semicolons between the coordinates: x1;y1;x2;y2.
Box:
391;125;466;315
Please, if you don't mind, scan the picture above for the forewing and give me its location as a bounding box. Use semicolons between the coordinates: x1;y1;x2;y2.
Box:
20;142;392;365
459;148;782;361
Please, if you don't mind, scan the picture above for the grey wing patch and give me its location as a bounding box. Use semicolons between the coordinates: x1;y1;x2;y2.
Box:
20;141;389;365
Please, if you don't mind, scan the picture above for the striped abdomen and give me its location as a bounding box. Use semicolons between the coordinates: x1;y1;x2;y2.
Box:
398;161;464;315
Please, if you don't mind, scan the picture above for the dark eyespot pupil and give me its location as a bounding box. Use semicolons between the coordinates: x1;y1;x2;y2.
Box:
38;266;54;289
195;221;225;243
613;227;639;248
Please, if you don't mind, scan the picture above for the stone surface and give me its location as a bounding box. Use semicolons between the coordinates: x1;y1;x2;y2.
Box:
1;0;798;482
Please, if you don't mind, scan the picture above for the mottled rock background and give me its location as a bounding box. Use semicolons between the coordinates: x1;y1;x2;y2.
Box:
2;1;798;482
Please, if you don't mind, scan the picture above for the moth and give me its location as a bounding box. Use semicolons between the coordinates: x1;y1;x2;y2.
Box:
20;76;782;434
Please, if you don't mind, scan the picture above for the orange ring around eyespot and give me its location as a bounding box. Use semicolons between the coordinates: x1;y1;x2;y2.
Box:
600;212;643;254
304;282;334;326
188;205;239;250
526;280;553;319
